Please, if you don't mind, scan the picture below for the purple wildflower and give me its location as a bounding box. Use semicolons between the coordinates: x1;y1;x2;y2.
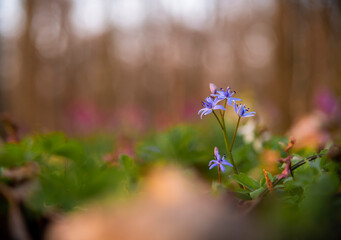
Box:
208;147;233;172
198;97;225;119
212;87;241;106
234;103;256;118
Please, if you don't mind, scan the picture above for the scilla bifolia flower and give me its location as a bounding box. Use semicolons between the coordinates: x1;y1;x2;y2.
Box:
212;87;241;106
198;97;225;119
234;103;256;118
199;83;256;177
208;147;233;173
209;147;233;183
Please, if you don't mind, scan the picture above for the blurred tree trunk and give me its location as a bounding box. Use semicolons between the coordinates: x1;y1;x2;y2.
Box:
14;0;38;129
268;0;294;133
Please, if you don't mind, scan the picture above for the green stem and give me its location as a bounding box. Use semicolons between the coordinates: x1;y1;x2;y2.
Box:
212;111;239;175
230;116;241;150
212;111;224;129
222;128;239;174
221;100;227;128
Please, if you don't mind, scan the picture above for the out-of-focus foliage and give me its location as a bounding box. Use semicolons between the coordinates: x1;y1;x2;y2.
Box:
136;122;258;178
0;124;340;239
258;152;341;240
0;133;136;212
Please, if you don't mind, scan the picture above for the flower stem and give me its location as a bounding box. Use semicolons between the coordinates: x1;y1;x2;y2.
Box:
212;111;224;129
220;99;227;119
222;128;239;174
230;116;241;150
218;165;221;184
212;111;239;175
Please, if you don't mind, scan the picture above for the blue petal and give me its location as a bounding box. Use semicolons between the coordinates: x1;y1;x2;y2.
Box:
213;105;225;111
222;161;233;167
221;159;229;164
242;112;256;118
216;96;225;101
227;99;234;106
220;164;225;172
230;97;241;102
209;163;218;170
234;102;239;114
206;97;213;103
214;97;224;103
208;160;218;166
200;110;208;119
198;108;206;114
203;109;212;115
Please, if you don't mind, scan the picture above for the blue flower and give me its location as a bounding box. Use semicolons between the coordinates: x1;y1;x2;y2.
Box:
212;87;241;106
234;103;256;118
208;147;233;172
198;97;225;119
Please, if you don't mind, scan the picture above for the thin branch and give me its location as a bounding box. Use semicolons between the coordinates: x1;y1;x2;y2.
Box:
259;153;324;198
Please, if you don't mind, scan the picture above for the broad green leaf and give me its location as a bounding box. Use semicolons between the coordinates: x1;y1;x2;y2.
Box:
230;173;260;191
233;188;252;200
250;187;265;199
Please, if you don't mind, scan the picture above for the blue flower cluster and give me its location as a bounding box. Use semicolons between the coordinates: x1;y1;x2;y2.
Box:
199;83;256;175
198;83;255;119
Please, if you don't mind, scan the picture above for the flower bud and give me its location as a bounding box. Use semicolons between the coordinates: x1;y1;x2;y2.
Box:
210;83;217;94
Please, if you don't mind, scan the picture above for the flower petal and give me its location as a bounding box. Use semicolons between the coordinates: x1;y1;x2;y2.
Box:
200;110;208;119
198;108;206;114
234;102;239;115
222;161;233;167
214;97;224;103
227;99;234;106
213;105;225;111
220;164;225;172
221;159;228;164
209;163;218;170
242;112;256;118
204;109;212;115
208;160;218;166
206;97;213;103
230;97;241;102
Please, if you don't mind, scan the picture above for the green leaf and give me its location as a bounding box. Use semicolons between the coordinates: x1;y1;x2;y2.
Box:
230;173;260;191
119;155;135;171
0;143;31;168
250;187;265;199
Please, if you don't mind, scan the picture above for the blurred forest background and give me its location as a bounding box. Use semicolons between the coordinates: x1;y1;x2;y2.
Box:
0;0;340;135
